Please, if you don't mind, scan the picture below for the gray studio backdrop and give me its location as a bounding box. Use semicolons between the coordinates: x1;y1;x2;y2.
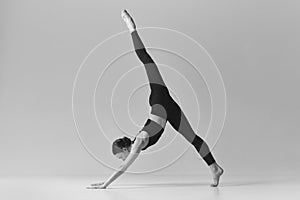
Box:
0;0;299;176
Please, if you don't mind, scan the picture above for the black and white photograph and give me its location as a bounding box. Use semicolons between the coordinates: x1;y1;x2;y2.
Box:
1;0;299;199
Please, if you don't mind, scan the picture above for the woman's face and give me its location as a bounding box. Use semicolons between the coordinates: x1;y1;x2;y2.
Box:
115;149;130;161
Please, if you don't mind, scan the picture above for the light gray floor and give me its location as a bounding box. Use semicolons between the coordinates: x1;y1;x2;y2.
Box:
2;174;299;200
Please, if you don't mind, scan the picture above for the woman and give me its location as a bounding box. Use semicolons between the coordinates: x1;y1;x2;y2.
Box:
87;10;224;189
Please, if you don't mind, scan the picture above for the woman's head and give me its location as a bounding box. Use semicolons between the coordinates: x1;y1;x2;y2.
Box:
112;136;132;161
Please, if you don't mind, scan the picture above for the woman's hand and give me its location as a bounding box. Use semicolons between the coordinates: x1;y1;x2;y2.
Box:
86;182;107;189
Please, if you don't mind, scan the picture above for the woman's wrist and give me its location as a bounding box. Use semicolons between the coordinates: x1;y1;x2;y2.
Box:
103;181;109;188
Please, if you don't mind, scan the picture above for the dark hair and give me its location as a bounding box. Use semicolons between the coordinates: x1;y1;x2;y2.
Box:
112;136;132;155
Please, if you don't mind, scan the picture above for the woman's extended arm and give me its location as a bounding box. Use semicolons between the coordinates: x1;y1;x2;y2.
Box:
88;137;144;189
103;140;142;187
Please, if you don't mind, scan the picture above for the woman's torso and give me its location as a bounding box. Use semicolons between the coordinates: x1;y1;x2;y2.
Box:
134;113;167;150
135;83;169;150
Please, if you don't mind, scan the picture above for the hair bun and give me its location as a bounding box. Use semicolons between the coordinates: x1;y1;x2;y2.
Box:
122;137;132;146
112;136;132;155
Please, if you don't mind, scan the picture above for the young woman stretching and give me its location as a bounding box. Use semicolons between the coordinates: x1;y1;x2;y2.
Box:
87;10;224;189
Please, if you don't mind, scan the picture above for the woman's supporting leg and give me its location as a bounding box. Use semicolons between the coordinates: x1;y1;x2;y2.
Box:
166;97;224;186
166;98;216;165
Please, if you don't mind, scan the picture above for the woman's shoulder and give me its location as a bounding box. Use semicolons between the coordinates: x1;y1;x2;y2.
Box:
134;130;149;149
135;130;149;142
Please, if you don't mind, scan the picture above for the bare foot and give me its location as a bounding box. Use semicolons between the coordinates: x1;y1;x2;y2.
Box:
121;9;136;32
210;163;224;187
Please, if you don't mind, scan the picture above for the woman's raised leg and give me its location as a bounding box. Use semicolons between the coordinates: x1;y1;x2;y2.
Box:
121;10;168;90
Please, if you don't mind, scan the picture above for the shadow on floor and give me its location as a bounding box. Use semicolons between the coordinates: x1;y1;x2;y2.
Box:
221;179;280;187
110;181;209;189
110;179;282;189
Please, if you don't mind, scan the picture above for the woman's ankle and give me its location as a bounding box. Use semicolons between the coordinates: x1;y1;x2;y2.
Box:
121;10;136;32
209;162;219;172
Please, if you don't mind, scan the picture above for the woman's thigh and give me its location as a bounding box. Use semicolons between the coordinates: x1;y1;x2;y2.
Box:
165;97;197;143
148;83;197;143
